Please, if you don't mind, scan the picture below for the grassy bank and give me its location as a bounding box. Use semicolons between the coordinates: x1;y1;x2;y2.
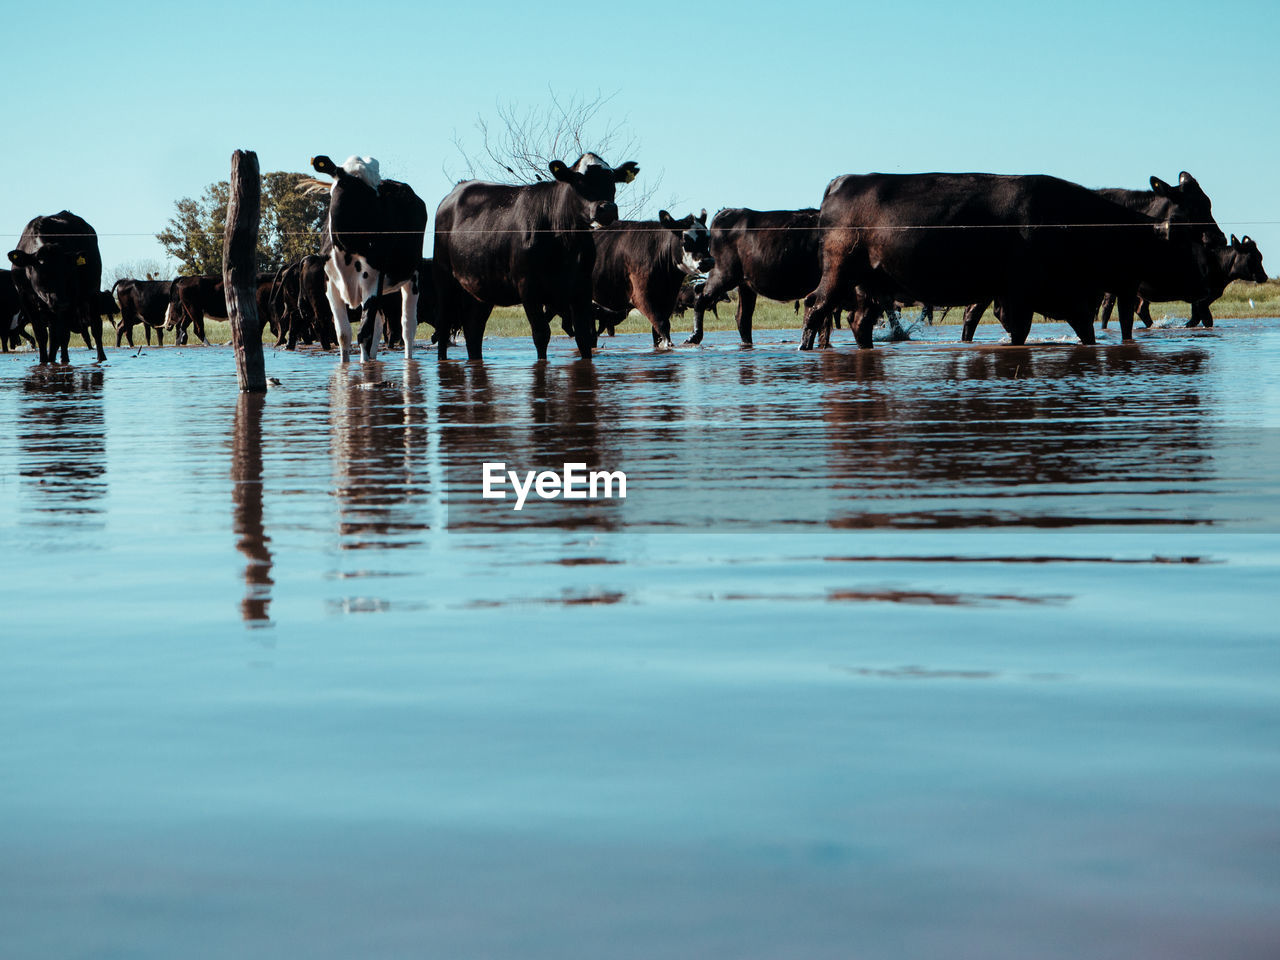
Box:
144;278;1280;345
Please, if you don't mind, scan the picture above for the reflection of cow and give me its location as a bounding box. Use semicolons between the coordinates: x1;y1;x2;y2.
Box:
309;155;427;362
7;211;107;364
587;210;713;347
804;172;1219;349
433;152;639;360
112;278;174;346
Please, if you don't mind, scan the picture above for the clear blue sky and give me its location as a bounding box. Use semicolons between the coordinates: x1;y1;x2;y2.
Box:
3;0;1276;275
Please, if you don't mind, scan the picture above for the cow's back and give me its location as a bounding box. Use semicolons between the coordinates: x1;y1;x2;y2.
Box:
709;208;822;302
435;180;592;307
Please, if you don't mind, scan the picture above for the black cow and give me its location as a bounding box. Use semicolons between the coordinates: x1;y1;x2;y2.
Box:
1;268;35;351
168;276;221;345
433;152;640;360
7;211;107;364
267;260;304;348
309;154;427;362
297;254;337;350
802;172;1220;350
685;208;824;346
587;210;713;348
962;172;1226;342
113;277;174;347
1098;234;1267;330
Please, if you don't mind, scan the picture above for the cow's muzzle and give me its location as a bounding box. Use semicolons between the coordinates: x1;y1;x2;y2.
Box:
590;202;619;229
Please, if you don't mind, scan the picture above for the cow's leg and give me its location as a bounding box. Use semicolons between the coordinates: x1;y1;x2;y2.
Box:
961;300;989;343
462;303;492;361
360;302;382;362
634;292;672;350
735;286;757;346
524;303;552;360
1000;302;1034;346
34;320;50;364
1098;293;1115;329
1188;299;1213;328
326;281;354;362
1117;294;1136;342
86;304;106;362
852;293;884;350
685;272;733;345
401;282;419;360
1137;297;1153;328
115;321;126;348
1067;310;1097;346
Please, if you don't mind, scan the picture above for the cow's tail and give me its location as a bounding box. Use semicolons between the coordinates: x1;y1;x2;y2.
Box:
164;282;182;329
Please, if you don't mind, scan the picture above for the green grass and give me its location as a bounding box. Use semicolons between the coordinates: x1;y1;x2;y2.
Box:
156;278;1280;346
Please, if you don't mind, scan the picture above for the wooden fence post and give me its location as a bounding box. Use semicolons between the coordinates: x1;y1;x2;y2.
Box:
223;149;266;392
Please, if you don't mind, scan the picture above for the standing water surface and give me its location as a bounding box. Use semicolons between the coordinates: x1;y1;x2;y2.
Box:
2;321;1279;959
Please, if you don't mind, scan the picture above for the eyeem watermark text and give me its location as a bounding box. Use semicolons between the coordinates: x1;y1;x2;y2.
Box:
482;462;627;511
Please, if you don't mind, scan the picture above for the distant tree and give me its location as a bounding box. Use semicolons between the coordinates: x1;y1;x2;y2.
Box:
157;172;328;276
106;258;172;284
449;89;660;218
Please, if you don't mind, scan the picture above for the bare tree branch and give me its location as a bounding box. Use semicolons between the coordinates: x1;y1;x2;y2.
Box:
447;88;662;218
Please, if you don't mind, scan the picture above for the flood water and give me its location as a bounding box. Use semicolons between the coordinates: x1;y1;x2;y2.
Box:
3;320;1279;959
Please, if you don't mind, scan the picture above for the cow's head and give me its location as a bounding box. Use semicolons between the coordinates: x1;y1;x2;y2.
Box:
1225;234;1268;284
659;209;714;276
548;153;639;229
1150;171;1227;247
8;244;89;313
310;154;381;191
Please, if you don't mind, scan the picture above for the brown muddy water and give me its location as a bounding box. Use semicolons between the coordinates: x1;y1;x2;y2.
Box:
2;320;1279;959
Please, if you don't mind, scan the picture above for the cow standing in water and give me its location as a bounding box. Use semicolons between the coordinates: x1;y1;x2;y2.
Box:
113;277;174;347
803;172;1220;349
7;211;107;364
962;171;1227;342
1097;234;1267;330
307;155;427;362
433;152;639;361
588;210;714;348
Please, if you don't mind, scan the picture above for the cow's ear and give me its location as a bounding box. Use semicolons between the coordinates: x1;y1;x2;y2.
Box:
549;160;574;183
7;249;31;267
1231;234;1240;246
1241;235;1253;246
698;208;708;225
311;155;337;176
658;210;678;232
1150;176;1172;195
614;161;639;184
1179;171;1197;186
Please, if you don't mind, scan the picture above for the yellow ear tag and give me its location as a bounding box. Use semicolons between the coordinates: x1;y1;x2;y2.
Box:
623;168;637;183
76;256;86;266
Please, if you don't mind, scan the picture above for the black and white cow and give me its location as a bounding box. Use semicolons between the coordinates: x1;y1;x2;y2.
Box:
433;152;639;360
308;155;428;361
7;211;107;364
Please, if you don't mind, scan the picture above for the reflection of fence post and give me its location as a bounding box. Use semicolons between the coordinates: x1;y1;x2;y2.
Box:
233;392;273;625
223;149;266;392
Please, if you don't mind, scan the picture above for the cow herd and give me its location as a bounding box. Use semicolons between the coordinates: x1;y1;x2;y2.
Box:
3;154;1269;368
